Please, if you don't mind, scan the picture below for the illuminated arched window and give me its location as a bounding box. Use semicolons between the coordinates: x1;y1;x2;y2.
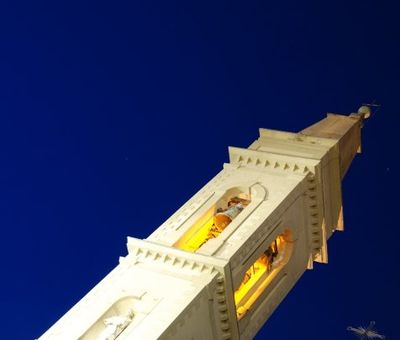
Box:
234;229;294;319
174;188;251;252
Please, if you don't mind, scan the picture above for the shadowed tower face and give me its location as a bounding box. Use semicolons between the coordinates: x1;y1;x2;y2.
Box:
40;108;369;340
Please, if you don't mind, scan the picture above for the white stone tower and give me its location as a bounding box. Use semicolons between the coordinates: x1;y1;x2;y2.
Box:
40;108;370;340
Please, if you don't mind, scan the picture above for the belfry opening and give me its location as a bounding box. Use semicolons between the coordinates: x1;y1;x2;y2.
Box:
174;191;251;252
234;229;293;319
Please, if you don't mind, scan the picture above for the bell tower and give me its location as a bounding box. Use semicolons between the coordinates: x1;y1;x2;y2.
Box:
40;107;370;340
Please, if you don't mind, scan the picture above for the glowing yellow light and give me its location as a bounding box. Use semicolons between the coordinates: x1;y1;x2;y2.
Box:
234;256;269;305
173;207;216;252
234;236;287;319
174;197;250;252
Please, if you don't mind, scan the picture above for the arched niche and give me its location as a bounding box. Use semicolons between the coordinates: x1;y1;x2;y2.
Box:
173;185;262;253
234;229;294;320
79;296;136;340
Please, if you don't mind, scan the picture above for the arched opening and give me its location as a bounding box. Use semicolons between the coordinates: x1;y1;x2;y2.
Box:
234;229;293;319
174;188;251;252
80;297;135;340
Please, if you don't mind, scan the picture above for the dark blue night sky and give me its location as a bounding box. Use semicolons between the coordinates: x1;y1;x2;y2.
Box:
0;1;398;339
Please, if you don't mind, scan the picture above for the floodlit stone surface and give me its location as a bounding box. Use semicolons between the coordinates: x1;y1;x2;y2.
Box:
40;109;367;340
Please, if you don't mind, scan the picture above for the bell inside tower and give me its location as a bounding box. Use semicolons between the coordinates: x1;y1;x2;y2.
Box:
174;189;251;252
234;229;294;319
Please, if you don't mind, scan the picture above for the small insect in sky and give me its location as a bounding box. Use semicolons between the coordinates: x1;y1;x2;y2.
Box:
347;321;385;339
